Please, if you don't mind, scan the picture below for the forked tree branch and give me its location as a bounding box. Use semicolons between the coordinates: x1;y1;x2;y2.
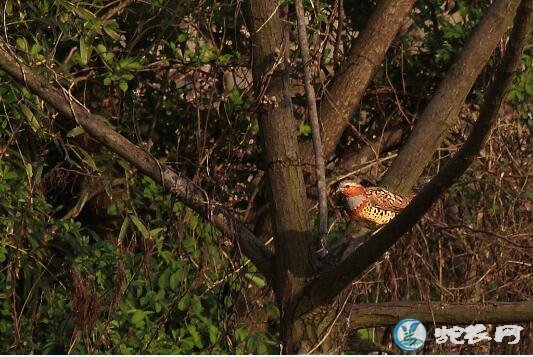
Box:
0;44;275;279
299;0;416;178
381;0;522;194
254;0;416;241
348;301;533;328
297;0;532;314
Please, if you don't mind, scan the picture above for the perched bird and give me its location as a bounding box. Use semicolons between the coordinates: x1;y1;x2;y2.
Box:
335;180;411;226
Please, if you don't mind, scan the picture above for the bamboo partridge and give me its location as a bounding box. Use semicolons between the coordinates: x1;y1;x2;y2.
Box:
335;180;411;226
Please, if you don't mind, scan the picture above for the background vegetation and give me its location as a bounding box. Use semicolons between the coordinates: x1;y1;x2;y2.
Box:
0;0;531;353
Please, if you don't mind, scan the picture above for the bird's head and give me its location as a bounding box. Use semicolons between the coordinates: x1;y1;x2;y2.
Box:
335;180;366;197
335;180;368;211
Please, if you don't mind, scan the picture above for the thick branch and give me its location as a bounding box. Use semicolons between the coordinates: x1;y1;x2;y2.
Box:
300;0;416;178
295;0;328;246
0;44;274;278
349;301;533;328
298;0;532;313
381;0;522;194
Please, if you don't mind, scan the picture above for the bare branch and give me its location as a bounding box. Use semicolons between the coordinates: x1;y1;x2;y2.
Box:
0;44;275;279
332;0;344;69
294;0;328;248
297;0;532;313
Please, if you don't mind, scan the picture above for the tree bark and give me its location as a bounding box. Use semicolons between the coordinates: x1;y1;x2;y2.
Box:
381;0;522;194
245;1;316;352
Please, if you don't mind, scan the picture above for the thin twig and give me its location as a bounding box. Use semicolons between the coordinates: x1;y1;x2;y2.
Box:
295;0;328;250
333;0;344;68
102;0;136;21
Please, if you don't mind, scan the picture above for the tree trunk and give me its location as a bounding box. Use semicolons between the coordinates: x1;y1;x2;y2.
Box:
244;0;317;352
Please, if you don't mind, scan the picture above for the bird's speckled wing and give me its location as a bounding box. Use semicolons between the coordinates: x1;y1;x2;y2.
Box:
365;187;410;212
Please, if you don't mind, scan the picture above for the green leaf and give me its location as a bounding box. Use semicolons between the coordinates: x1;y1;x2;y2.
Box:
119;80;128;92
188;214;198;230
76;146;98;171
103;77;112;86
187;325;203;349
2;167;18;180
33;164;43;186
24;163;33;181
107;202;119;216
235;328;248;342
149;227;163;239
130;310;146;326
245;273;266;288
121;73;134;81
118;216;130;244
16;37;28;52
190;297;203;314
118;58;142;70
30;43;42;58
208;324;219;344
20;104;41;132
169;271;180;290
66;126;85;137
158;268;170;290
5;0;12;15
177;33;188;43
71;5;96;21
227;89;243;107
177;294;190;311
298;122;311;137
130;215;150;239
96;44;107;54
218;53;232;65
0;246;7;263
160;250;173;264
80;36;92;65
103;22;122;41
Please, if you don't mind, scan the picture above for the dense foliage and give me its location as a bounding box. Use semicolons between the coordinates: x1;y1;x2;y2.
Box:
0;0;531;353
